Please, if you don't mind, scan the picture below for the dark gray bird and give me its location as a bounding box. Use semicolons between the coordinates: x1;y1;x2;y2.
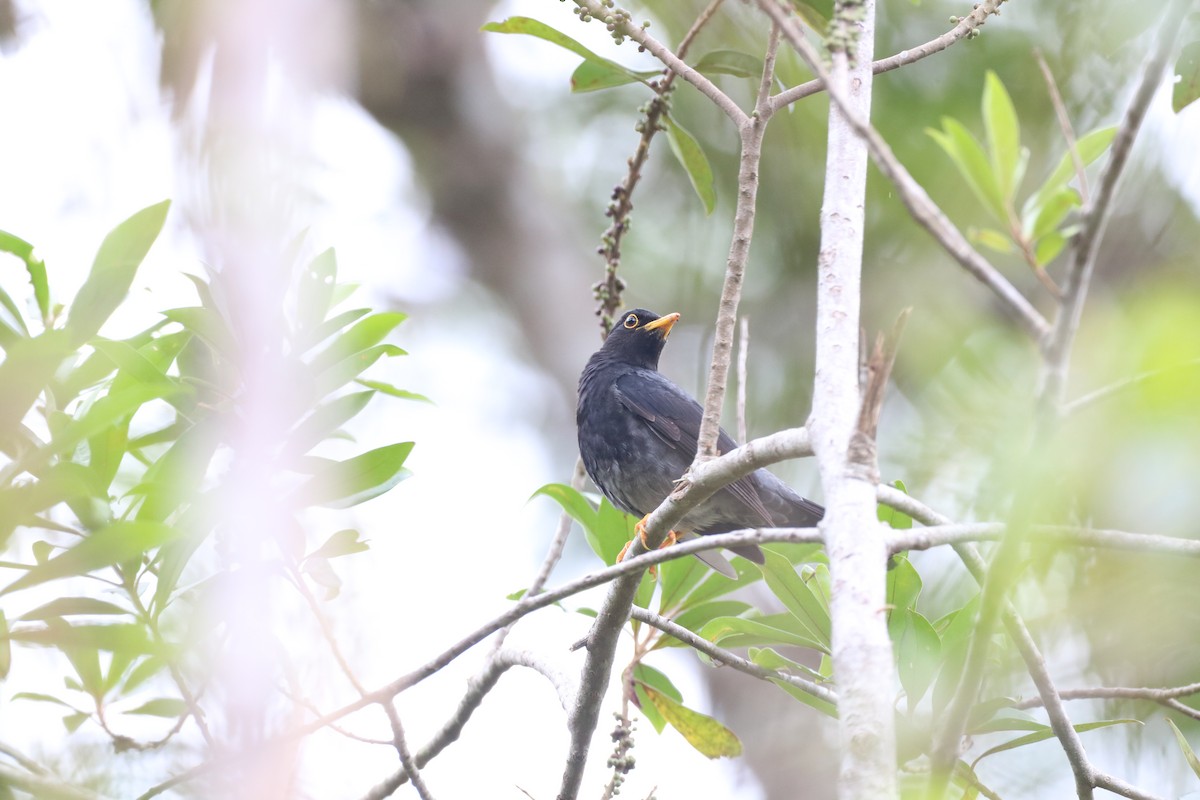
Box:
577;308;824;577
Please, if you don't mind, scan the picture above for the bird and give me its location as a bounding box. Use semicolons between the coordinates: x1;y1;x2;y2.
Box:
576;308;824;578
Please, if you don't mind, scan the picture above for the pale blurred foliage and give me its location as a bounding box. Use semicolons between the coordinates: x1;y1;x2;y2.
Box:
1;0;1199;797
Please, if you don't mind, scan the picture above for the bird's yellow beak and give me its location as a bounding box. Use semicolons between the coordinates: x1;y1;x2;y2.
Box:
642;312;680;338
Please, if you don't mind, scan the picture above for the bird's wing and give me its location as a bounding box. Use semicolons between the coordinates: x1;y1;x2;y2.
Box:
613;371;775;527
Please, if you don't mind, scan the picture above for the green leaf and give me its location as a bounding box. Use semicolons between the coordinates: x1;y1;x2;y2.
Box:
1034;232;1068;267
656;601;752;647
886;556;922;615
680;544;788;606
311;312;407;372
13;691;78;709
693;50;764;78
355;379;431;403
788;1;830;32
91;339;175;387
970;706;1045;734
287;390;375;456
570;60;659;93
632;663;682;734
19;597;129;621
759;550;831;646
306;529;369;560
927;119;1007;222
933;596;980;717
658;552;709;615
877;479;912;529
315;344;404;397
1167;718;1200;778
63;712;90;733
1026;126;1116;217
750;647;837;717
1172;41;1200;114
641;686;742;758
892;609;940;710
124;697;188;718
6;622;158;655
122;656;166;693
298;247;337;330
66;201;170;345
295;442;414;509
664;115;716;215
531;484;633;567
50;383;185;459
699;615;827;652
982;71;1021;201
972;719;1141;767
1026;186;1080;242
299;307;370;351
482;16;650;93
968;227;1014;255
0;611;9;679
1;521;175;596
0;229;49;323
162;306;235;354
0;330;74;432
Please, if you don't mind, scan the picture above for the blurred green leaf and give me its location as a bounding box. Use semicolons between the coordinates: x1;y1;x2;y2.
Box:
67;200;170;345
162;306;235;354
665;115;716;215
927;118;1007;222
0;611;9;680
299;307;370;351
13;691;78;709
0;330;74;432
886;556;922;615
287;390;375;457
694;50;764;78
968;227;1014;255
124;697;188;718
1034;232;1068;266
1167;718;1200;778
569;59;658;92
303;556;341;598
63;712;89;733
91;339;174;387
933;596;980;717
982;71;1022;201
970;706;1045;734
1025;126;1116;218
49;384;185;461
750;647;837;717
1172;41;1200;113
2;521;175;596
298;247;337;330
531;484;633;567
759;550;831;646
312;312;407;371
296;442;414;509
122;656;166;693
658;551;709;614
355;379;431;403
6;622;158;655
789;1;830;32
680;547;780;607
19;598;129;621
641;685;742;758
972;719;1141;767
1026;186;1080;242
315;344;405;397
306;529;369;560
0;228;48;323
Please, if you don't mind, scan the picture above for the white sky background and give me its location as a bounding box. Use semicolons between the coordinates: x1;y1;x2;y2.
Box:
0;1;770;798
3;1;1200;799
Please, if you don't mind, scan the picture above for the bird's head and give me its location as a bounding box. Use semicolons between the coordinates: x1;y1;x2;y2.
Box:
600;308;680;369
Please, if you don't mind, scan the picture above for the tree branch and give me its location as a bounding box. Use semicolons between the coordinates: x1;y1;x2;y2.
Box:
628;607;838;707
757;0;1051;343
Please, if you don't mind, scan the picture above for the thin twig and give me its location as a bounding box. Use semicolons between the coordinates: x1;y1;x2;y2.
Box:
770;0;1008;111
628;608;837;706
1062;358;1200;416
757;0;1051;344
1035;48;1089;207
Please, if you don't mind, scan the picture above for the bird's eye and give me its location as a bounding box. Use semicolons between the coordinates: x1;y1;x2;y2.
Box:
623;314;639;329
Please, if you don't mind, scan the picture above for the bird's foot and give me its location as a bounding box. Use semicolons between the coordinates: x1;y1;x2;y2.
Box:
617;516;679;577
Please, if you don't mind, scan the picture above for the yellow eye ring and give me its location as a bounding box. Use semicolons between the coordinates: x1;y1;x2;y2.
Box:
623;314;639;329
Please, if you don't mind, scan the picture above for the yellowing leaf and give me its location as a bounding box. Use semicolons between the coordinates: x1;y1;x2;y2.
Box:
641;686;743;758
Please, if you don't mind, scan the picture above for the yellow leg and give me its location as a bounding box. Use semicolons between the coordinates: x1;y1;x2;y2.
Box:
619;516;679;577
